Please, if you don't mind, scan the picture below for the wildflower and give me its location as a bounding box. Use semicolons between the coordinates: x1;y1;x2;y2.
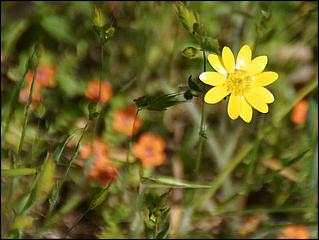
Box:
200;45;279;123
25;64;56;87
112;105;143;136
291;100;309;125
19;64;56;109
85;80;113;103
79;138;117;187
88;158;117;188
79;138;109;160
277;225;309;239
19;80;42;110
132;133;166;167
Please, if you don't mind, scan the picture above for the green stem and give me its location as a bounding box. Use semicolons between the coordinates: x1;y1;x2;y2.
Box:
62;124;88;182
18;65;39;159
1;46;38;140
98;41;104;102
127;109;140;163
195;50;207;177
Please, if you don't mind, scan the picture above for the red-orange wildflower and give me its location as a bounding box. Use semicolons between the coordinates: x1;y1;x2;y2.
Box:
19;64;56;109
85;80;113;103
291;100;309;125
19;80;42;110
132;133;166;167
79;138;117;187
25;64;56;87
277;225;309;239
112;105;143;136
88;158;117;188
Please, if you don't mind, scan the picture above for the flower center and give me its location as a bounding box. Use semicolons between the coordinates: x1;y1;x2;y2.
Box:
225;70;252;96
144;147;153;157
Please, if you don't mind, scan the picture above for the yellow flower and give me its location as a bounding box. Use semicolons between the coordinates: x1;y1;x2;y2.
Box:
200;45;279;123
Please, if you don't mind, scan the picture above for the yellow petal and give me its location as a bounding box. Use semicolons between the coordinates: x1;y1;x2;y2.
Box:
207;54;227;75
199;72;226;86
247;56;268;76
245;90;269;113
253;71;279;87
228;94;240;120
222;46;235;73
240;97;252;123
236;45;252;70
204;86;229;104
251;87;274;103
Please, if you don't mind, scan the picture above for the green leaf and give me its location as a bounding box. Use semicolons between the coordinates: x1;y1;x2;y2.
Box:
33;102;46;118
54;136;71;163
11;215;33;230
40;15;74;43
35;154;56;203
1;168;37;177
134;93;186;111
282;149;310;167
142;176;211;189
6;229;22;239
156;222;170;239
188;75;202;92
3;19;29;55
306;99;318;145
174;2;199;34
88;185;111;211
88;102;100;120
183;89;195;100
48;181;62;208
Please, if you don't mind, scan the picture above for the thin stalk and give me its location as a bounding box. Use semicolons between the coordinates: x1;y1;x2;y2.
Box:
1;46;38;140
17;65;38;159
126;109;140;163
194;50;206;177
62;123;88;182
2;72;28;139
98;41;104;102
64;208;90;238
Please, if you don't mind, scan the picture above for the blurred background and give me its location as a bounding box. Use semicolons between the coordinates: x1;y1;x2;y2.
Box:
1;1;318;239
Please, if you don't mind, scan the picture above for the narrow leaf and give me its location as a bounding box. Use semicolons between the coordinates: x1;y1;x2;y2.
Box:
1;168;37;177
142;176;211;189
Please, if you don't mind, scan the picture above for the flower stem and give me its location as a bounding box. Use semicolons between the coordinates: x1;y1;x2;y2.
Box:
98;42;104;102
127;109;140;163
194;50;207;177
18;65;39;159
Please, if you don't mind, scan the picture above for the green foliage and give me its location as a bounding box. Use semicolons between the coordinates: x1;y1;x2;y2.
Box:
143;191;170;239
174;2;199;34
134;93;187;111
142;176;211;189
35;154;56;203
1;168;37;177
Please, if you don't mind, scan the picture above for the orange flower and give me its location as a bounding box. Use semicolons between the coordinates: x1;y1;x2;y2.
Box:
291;100;309;125
277;225;309;239
26;64;55;87
112;105;143;136
79;138;117;187
132;133;166;167
19;80;42;110
19;64;56;109
79;138;109;160
85;80;113;103
88;158;117;188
